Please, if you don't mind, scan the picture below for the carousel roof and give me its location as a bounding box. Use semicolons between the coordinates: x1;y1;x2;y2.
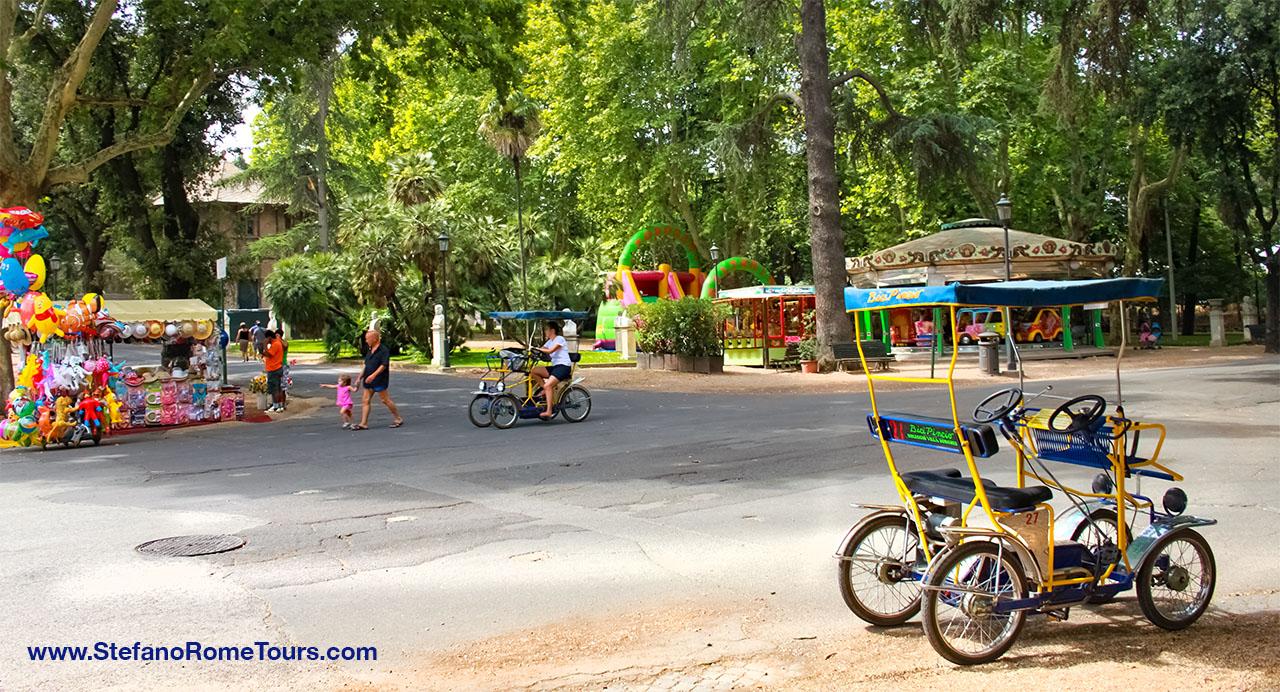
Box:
846;220;1116;288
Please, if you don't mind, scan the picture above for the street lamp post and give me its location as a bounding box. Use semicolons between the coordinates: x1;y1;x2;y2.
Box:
709;244;721;263
437;230;451;369
996;194;1017;372
49;256;61;298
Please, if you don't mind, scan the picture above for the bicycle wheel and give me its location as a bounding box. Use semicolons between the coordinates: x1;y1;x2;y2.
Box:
836;514;922;626
560;386;591;423
489;394;521;429
922;541;1028;665
1136;528;1215;630
468;395;492;428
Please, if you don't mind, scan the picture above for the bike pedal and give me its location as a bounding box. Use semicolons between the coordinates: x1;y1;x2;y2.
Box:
1046;608;1070;622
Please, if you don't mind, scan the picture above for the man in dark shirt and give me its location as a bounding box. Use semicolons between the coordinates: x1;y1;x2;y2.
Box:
353;329;403;430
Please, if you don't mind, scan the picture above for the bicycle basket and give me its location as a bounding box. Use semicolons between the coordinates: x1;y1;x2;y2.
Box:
499;348;529;372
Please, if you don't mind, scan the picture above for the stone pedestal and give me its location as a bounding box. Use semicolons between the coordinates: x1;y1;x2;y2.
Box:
1241;296;1258;342
615;314;636;359
562;312;579;352
1208;299;1226;347
431;304;445;365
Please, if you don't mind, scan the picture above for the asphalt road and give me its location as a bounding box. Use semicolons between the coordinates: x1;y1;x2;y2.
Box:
1;354;1278;690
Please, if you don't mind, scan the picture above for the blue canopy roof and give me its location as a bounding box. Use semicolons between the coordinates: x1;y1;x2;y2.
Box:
845;278;1163;311
489;311;591;320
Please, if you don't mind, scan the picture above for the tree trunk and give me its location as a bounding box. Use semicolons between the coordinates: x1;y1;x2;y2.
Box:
797;0;854;370
1180;198;1201;336
1266;256;1280;354
315;49;334;249
158;143;199;298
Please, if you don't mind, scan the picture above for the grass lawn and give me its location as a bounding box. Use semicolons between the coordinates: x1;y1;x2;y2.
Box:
292;338;627;367
443;348;625;368
1161;332;1250;347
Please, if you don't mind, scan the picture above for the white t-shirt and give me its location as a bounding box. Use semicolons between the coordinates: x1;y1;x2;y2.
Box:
546;336;572;367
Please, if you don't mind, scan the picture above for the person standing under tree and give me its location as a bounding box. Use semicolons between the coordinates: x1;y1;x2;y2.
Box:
263;330;286;412
236;322;250;362
352;329;403;430
251;321;266;361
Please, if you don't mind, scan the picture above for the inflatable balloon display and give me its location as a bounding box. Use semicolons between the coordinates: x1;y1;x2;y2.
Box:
0;257;29;295
24;254;45;291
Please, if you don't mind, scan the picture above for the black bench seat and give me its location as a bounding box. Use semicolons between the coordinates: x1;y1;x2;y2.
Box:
901;468;1053;511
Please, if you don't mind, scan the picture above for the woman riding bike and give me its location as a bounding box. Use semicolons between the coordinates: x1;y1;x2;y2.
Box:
530;320;572;420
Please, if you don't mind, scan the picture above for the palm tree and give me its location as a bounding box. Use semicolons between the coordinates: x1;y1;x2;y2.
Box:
479;94;541;310
388;152;446;208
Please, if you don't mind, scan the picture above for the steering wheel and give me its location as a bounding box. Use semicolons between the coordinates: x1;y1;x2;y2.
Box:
1048;395;1107;433
972;387;1023;424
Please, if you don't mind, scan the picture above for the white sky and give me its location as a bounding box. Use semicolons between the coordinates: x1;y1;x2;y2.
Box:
219;103;261;155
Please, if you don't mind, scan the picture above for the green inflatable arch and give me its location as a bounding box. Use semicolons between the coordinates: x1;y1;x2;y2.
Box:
618;223;701;271
700;257;775;298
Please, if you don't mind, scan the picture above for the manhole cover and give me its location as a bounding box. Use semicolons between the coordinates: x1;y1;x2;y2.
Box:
136;534;246;557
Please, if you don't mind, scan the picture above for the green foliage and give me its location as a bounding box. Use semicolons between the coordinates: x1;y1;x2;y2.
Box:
626;298;724;356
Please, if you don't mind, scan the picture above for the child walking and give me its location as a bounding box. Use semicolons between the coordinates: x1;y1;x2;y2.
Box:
321;374;358;428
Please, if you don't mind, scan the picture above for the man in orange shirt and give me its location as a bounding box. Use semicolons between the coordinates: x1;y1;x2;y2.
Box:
263;330;286;412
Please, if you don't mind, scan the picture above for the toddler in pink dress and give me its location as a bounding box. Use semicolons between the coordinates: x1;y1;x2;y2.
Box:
321;374;358;429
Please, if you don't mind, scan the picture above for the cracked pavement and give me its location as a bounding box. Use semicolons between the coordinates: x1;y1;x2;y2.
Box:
1;354;1277;690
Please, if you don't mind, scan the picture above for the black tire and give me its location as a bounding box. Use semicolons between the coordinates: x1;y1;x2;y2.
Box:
468;395;492;428
489;394;521;429
922;541;1028;665
960;335;974;346
836;514;923;626
91;433;101;446
1136;528;1215;630
560;386;591;423
1033;333;1045;343
1071;508;1124;604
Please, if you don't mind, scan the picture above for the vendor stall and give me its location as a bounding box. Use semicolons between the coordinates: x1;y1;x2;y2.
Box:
0;207;241;449
714;285;815;367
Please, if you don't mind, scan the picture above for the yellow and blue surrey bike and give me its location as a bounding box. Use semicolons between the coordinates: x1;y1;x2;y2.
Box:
468;311;592;429
834;278;1216;665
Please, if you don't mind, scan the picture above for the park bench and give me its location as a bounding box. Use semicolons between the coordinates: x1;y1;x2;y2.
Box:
769;343;801;370
832;340;896;372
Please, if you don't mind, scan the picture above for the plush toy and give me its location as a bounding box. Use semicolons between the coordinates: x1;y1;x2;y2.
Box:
36;404;53;440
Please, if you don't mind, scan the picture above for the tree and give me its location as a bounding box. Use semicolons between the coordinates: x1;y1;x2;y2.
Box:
479;94;541;309
1164;0;1280;352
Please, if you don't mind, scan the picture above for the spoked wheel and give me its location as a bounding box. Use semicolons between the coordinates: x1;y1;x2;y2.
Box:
1137;528;1215;630
468;395;492;428
922;541;1028;665
489;394;521;430
1071;508;1123;603
560;386;591;423
836;514;923;626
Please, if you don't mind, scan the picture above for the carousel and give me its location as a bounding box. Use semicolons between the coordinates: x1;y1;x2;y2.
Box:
845;219;1118;353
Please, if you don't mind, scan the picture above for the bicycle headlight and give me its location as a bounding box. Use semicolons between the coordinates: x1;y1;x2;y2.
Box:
1163;487;1187;515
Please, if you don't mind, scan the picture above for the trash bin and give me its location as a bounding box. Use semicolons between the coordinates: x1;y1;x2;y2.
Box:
1246;324;1266;342
977;332;1001;376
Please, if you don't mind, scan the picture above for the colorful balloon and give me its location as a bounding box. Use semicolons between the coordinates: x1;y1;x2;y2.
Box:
25;254;46;291
1;257;29;295
83;292;103;313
